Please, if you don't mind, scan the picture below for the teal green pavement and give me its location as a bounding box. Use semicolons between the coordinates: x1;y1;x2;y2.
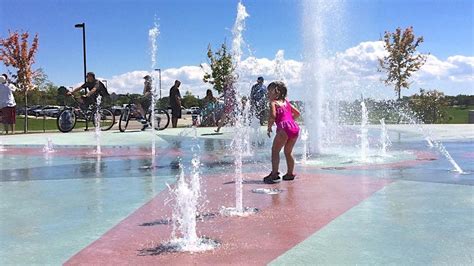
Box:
0;127;236;147
0;175;175;265
271;180;474;265
0;130;168;147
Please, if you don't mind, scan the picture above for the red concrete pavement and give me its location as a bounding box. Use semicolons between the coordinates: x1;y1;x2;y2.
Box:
66;172;392;265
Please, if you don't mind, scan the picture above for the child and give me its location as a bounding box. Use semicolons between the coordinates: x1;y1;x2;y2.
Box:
264;81;301;184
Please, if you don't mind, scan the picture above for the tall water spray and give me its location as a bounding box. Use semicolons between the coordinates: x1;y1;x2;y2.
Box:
232;1;248;214
220;2;256;217
242;99;253;156
165;127;218;252
94;95;102;155
302;0;345;154
379;118;391;157
360;101;369;161
274;49;286;83
300;127;309;164
149;21;160;158
231;2;249;71
171;165;199;249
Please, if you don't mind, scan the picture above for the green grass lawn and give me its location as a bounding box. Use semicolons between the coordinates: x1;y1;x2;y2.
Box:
445;105;474;124
14;116;87;132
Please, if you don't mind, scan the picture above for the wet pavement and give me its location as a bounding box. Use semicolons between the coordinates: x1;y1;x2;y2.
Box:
1;125;473;265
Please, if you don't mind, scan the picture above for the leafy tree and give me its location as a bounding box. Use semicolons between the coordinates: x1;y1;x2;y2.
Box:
378;27;428;100
409;89;448;123
181;91;200;108
445;94;474;107
0;30;39;132
32;68;54;91
157;96;170;109
202;43;234;94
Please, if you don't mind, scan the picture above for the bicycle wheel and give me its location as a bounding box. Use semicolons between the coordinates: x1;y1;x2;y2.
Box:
57;109;77;133
118;108;131;132
147;109;170;130
93;109;115;131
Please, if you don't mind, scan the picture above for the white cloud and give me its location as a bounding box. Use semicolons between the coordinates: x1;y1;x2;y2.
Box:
102;41;473;99
446;55;474;82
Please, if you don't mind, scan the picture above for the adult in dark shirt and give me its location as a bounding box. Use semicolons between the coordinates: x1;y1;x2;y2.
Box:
169;80;182;128
68;72;108;107
250;76;267;125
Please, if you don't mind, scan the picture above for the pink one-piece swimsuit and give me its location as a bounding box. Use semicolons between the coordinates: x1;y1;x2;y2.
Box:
275;100;300;139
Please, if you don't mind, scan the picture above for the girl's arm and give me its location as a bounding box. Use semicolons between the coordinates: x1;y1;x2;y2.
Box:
290;103;301;120
267;101;276;137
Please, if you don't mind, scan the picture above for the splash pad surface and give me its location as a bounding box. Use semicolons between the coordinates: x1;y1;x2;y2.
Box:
1;125;473;265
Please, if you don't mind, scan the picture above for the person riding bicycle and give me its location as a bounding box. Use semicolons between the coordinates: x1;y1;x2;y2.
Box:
136;75;153;130
67;72;109;108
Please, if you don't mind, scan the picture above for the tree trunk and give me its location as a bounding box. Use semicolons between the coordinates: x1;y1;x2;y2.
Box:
24;89;28;133
396;85;401;124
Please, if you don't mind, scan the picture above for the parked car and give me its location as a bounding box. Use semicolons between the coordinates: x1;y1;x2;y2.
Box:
35;106;60;117
111;106;123;116
186;106;201;115
16;106;29;115
28;105;44;116
42;106;61;117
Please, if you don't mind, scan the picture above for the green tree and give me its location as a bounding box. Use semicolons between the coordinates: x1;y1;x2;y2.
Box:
32;68;58;105
378;26;428;100
181;91;200;108
202;42;234;94
0;30;39;132
409;89;448;123
157;96;170;109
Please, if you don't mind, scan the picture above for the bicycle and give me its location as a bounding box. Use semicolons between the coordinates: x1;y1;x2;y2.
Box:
118;94;170;132
56;94;115;133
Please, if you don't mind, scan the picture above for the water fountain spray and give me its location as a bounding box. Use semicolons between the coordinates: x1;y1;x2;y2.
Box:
162;127;217;253
220;1;257;217
274;49;287;83
149;20;160;158
303;0;340;153
393;103;464;173
242;99;253;156
301;127;309;164
43;137;55;153
94;95;102;155
360;101;369;162
379;118;392;157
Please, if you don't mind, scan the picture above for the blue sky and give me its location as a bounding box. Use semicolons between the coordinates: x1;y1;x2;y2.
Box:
0;0;473;97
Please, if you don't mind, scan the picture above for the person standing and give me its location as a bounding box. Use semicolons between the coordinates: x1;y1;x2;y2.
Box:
169;80;182;128
0;74;17;134
215;77;237;133
250;76;267;125
201;89;217;127
264;81;301;184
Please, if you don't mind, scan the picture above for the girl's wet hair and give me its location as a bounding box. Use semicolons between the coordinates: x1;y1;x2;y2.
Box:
268;81;287;100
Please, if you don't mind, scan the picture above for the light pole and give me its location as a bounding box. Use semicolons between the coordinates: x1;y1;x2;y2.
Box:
102;79;108;89
75;23;87;82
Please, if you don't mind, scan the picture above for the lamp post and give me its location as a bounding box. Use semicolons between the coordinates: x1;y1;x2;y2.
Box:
102;79;108;89
75;23;87;82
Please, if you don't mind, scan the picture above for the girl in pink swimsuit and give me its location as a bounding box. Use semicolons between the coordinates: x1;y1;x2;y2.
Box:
264;81;301;184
